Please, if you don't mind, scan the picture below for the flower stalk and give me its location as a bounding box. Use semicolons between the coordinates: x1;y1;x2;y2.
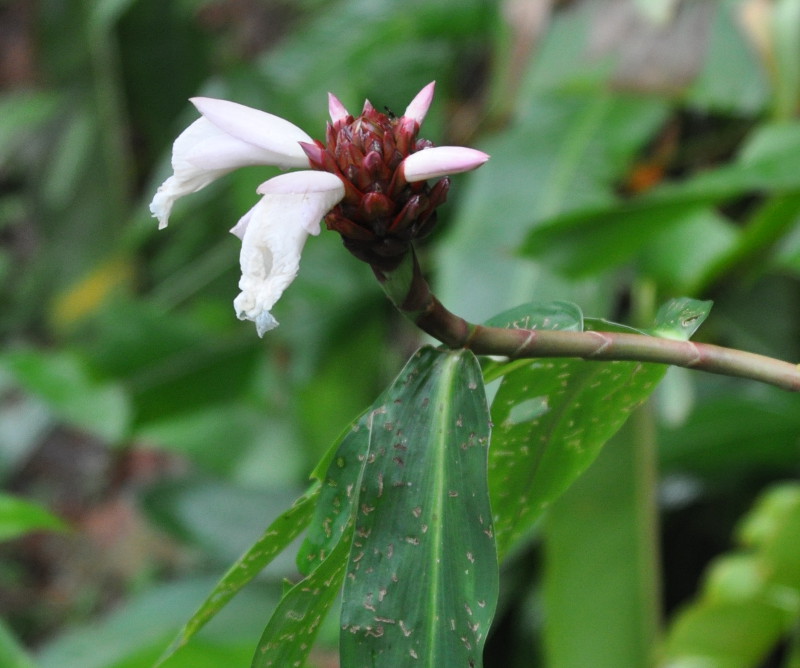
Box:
376;252;800;392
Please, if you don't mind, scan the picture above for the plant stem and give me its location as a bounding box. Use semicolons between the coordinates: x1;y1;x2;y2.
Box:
373;251;800;392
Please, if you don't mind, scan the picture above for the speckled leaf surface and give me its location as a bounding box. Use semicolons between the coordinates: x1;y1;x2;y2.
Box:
297;411;372;577
251;520;353;668
339;347;497;668
488;300;707;557
252;417;373;667
156;486;320;666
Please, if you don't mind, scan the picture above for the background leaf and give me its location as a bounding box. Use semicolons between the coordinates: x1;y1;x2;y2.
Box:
0;494;67;541
661;483;800;667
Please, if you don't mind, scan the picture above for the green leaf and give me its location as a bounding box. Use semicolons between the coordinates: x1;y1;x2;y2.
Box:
489;343;665;557
156;486;320;665
483;300;584;332
651;298;713;340
0;349;130;444
252;412;374;667
487;301;700;557
0;618;36;668
662;483;800;667
297;412;371;576
519;121;800;277
0;494;67;541
482;301;584;382
339;347;497;667
251;521;353;668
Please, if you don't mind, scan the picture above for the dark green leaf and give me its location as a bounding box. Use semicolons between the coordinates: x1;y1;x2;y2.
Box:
252;410;374;667
487;299;703;557
340;347;497;667
251;521;353;668
297;412;371;576
157;486;320;665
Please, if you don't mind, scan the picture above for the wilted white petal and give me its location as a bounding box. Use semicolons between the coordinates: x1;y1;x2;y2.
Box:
191;97;312;168
401;146;490;182
402;81;436;125
232;171;345;335
150;113;311;230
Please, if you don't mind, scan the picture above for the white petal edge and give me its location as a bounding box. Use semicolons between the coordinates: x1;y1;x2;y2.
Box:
230;170;345;239
151;116;309;229
191;97;313;168
401;146;490;182
231;171;345;335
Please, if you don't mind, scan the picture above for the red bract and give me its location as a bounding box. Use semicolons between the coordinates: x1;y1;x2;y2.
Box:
301;99;451;266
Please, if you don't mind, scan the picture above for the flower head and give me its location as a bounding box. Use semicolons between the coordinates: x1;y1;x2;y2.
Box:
151;82;488;335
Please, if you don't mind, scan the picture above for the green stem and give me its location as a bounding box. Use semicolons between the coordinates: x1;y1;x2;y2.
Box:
374;251;800;392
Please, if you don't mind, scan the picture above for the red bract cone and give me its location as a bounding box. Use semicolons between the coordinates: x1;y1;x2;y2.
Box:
301;84;487;269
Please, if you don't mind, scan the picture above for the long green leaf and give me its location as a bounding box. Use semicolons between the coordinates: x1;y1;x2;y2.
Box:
340;347;498;667
297;412;371;576
253;410;374;666
251;521;353;668
156;485;320;665
488;299;710;556
520;122;800;277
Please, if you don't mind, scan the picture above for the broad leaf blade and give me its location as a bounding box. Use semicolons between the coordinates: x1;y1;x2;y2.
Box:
340;347;497;667
489;346;665;557
489;300;705;557
157;486;320;665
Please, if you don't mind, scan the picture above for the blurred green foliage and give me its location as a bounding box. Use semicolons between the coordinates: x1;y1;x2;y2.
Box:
0;0;799;666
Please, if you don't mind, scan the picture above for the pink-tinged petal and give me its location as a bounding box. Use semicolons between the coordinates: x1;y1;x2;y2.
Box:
230;172;345;335
191;97;312;168
328;92;350;123
402;81;436;125
150;117;288;229
400;146;490;182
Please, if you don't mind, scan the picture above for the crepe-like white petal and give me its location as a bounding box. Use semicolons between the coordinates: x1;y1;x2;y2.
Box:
230;170;345;239
401;146;490;182
191;97;312;168
150;113;312;229
403;81;436;125
231;171;345;335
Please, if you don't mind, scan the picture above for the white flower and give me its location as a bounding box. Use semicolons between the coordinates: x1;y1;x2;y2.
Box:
151;83;489;335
